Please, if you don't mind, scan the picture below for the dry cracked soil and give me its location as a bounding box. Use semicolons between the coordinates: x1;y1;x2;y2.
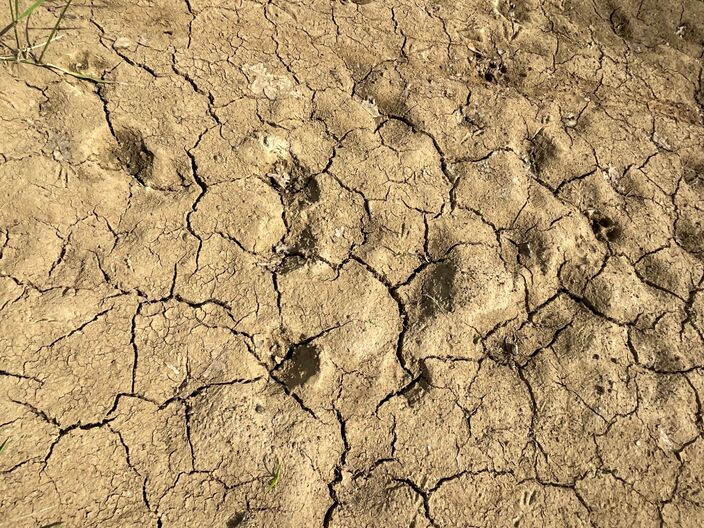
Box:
1;0;704;527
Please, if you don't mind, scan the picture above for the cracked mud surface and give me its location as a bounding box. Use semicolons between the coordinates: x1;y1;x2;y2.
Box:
2;0;704;526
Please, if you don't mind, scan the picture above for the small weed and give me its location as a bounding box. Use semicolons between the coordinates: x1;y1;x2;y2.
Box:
265;458;282;492
1;0;112;82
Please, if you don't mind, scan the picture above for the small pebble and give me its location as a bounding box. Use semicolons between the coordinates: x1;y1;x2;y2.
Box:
113;37;132;50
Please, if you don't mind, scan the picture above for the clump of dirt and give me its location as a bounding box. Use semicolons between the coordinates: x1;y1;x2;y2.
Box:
2;0;704;526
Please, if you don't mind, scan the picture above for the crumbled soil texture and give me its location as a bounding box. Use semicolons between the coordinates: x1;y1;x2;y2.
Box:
2;0;704;527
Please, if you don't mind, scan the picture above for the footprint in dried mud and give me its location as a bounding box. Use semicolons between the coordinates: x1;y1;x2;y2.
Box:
277;343;321;388
478;57;509;84
267;157;313;199
588;210;621;243
274;222;318;270
529;130;557;177
676;218;704;256
226;512;246;527
292;224;318;256
610;7;633;40
683;162;704;194
696;74;704;117
514;233;549;273
418;261;458;322
114;128;154;186
490;339;520;365
275;254;308;274
403;361;433;406
298;177;321;205
496;0;532;24
354;64;409;116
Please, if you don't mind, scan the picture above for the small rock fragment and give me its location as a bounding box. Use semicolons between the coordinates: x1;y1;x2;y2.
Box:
113;37;132;50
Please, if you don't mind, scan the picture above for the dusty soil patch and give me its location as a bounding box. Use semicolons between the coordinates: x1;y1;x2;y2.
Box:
2;0;704;526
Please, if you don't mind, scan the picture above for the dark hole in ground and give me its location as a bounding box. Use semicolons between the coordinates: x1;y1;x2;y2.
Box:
610;8;632;40
301;177;321;204
419;261;457;322
280;343;321;388
293;224;317;256
276;254;307;274
529;130;557;176
226;512;246;527
114;128;154;186
517;241;533;259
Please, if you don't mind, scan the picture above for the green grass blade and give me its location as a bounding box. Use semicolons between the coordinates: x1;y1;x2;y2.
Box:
40;61;118;83
24;5;34;58
38;0;71;63
266;460;282;492
0;437;9;455
0;57;118;83
0;0;48;38
17;0;49;20
9;0;21;51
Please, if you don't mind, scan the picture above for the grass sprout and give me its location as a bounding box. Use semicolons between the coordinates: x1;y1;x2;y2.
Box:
265;459;282;492
1;0;113;83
